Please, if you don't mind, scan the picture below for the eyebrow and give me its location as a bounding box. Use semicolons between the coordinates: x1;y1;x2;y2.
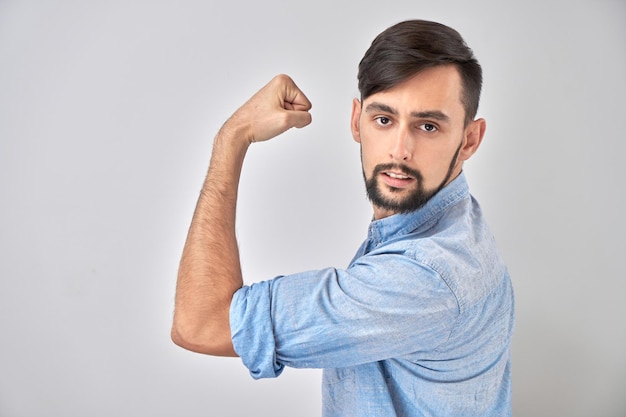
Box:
365;102;450;122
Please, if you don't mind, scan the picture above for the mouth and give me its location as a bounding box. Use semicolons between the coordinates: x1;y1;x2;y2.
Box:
385;171;411;180
380;170;415;188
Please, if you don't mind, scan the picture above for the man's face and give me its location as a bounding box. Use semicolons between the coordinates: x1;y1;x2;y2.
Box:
351;65;485;219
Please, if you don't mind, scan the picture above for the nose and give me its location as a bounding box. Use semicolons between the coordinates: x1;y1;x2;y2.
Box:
389;126;412;162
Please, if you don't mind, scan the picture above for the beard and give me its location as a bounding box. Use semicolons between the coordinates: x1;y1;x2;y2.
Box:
363;141;463;214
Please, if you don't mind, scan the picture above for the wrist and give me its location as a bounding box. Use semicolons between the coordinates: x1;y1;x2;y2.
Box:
213;122;251;160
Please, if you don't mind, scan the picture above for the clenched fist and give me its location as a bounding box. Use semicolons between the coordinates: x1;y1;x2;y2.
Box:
222;74;313;145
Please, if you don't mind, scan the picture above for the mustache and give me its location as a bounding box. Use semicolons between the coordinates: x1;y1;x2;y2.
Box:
372;163;424;182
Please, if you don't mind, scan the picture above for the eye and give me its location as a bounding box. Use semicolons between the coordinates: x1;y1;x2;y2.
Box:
375;116;391;126
420;123;437;132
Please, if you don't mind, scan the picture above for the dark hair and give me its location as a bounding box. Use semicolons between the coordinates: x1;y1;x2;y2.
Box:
358;20;483;125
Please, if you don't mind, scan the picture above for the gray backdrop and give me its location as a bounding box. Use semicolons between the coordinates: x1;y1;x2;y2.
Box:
1;0;625;416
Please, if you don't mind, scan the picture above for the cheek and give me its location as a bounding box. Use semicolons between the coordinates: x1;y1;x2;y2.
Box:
427;145;462;183
358;138;381;168
362;146;387;171
410;149;451;185
360;152;376;176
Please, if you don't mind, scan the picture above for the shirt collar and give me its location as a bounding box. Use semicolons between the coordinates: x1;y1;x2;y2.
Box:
367;173;470;247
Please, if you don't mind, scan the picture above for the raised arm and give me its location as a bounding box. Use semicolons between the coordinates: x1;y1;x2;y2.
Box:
171;74;312;356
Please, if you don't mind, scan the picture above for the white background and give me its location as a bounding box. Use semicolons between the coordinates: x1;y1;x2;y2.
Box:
1;0;625;416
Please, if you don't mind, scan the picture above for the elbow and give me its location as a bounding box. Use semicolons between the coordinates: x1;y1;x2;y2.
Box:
170;316;209;353
170;323;190;350
170;314;237;357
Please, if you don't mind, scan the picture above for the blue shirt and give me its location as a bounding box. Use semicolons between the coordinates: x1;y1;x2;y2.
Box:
230;173;514;416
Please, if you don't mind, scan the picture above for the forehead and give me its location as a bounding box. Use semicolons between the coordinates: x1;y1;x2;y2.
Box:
363;65;465;121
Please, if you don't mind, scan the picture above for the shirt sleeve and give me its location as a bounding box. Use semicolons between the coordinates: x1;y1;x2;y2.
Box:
229;251;459;379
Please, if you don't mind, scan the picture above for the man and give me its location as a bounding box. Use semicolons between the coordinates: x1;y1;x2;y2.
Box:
172;19;514;416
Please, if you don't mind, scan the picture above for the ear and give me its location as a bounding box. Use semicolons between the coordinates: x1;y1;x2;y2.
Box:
350;98;362;144
458;118;486;162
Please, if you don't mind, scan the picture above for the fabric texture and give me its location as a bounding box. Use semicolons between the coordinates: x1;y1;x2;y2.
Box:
230;173;514;416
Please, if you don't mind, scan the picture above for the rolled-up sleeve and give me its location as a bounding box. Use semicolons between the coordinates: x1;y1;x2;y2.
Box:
230;282;283;379
229;252;459;380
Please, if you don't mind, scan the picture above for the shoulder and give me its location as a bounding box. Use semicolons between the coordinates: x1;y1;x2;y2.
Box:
379;200;506;309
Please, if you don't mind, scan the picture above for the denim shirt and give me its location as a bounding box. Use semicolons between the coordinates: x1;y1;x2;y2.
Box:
230;173;514;416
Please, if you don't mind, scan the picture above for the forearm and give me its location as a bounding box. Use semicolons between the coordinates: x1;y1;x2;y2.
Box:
171;74;311;356
172;123;250;356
